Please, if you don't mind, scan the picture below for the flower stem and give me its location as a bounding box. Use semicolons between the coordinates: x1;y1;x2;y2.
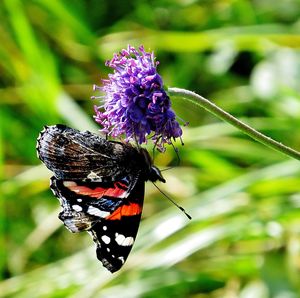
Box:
168;87;300;161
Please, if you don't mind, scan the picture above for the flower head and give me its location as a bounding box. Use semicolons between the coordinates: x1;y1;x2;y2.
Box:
93;45;183;151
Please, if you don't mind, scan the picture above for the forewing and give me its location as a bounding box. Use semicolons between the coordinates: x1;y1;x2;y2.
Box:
36;124;134;181
89;179;145;273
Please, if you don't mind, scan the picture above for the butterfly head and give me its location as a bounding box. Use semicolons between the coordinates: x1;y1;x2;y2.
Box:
149;165;166;183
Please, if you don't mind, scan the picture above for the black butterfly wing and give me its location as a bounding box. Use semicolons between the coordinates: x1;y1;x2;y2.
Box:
36;124;140;181
89;179;145;273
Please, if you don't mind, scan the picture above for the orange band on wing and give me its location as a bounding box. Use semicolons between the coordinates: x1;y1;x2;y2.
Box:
107;203;142;220
66;182;127;198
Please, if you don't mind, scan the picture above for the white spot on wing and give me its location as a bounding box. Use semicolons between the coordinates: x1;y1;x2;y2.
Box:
63;181;77;187
123;236;134;246
118;256;125;264
72;205;82;212
87;206;110;218
101;235;111;244
115;233;134;246
87;171;101;180
115;233;125;245
103;226;107;230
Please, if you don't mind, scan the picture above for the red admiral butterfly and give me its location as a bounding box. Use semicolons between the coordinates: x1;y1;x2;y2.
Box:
36;124;165;273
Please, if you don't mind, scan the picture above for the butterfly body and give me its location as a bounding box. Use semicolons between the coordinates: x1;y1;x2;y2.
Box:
36;124;165;272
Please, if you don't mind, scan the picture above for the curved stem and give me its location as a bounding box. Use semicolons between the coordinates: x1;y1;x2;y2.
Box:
168;87;300;161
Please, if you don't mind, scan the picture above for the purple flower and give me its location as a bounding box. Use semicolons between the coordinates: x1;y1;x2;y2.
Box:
92;45;184;151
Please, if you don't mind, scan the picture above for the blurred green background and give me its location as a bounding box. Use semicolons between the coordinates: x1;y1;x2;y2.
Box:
2;0;300;297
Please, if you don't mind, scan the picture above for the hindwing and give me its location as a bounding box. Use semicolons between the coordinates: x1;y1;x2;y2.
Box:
36;124;143;181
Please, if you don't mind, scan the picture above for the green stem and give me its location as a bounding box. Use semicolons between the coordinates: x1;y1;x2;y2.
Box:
168;87;300;161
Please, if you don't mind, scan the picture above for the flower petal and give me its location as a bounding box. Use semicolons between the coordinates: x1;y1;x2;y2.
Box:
93;45;184;150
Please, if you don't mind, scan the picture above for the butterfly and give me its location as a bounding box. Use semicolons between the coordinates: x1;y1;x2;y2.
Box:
36;124;165;273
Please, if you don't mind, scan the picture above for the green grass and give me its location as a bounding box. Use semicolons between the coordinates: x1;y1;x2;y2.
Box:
2;0;300;297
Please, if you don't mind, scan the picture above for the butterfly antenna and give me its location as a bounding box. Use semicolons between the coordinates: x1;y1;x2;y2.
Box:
171;141;181;166
152;182;192;220
160;141;181;172
151;136;162;163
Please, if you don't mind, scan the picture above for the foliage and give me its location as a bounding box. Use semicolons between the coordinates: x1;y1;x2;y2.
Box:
2;0;300;297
